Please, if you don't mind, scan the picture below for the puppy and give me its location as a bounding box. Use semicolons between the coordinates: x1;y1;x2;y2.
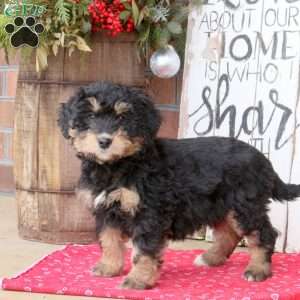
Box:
58;81;300;289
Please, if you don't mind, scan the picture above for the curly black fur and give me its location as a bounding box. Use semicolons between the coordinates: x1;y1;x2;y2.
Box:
58;81;300;287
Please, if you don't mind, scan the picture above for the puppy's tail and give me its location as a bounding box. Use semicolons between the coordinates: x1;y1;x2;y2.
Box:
272;175;300;201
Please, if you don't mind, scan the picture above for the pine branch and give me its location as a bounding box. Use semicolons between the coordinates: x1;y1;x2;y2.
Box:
55;0;72;25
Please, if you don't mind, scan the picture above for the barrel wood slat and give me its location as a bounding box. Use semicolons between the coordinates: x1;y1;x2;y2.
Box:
14;83;40;236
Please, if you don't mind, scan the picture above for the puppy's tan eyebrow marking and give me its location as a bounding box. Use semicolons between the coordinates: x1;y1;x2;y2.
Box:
114;101;131;115
87;96;102;113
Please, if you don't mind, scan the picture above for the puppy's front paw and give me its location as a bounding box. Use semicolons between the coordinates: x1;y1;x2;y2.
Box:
243;264;271;282
120;276;151;290
92;262;122;277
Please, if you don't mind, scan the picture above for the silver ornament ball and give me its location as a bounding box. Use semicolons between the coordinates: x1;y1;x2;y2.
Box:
150;45;181;78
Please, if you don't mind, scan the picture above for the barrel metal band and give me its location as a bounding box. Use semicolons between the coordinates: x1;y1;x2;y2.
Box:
18;79;145;87
16;185;76;195
18;79;98;86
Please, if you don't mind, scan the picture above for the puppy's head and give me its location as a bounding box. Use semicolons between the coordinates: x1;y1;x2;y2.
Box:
58;82;161;164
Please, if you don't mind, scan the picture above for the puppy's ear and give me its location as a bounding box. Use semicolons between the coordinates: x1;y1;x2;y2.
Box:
148;105;161;138
114;101;131;115
58;103;72;139
87;96;102;113
139;94;161;138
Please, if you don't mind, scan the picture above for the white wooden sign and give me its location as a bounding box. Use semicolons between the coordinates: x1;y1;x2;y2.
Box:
179;0;300;252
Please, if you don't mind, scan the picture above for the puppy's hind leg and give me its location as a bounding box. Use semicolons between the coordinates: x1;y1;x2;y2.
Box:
194;213;241;267
243;216;277;282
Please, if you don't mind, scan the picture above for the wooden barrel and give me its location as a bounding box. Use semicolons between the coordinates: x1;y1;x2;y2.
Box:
14;33;145;244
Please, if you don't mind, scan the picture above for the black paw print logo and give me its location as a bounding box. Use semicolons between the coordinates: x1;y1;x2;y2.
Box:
4;16;44;48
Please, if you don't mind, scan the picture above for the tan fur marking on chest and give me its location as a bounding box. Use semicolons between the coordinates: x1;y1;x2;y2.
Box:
106;187;140;215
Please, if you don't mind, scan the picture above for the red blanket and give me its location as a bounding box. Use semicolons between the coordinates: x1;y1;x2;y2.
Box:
2;244;300;299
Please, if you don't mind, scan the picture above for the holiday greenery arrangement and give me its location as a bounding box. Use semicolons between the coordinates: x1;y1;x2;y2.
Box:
0;0;195;73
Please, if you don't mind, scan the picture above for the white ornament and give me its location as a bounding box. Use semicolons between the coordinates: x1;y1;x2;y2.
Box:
150;45;181;78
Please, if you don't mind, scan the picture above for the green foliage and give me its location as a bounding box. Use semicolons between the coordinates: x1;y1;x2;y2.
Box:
0;14;16;63
55;0;72;25
131;0;140;26
0;0;92;71
0;14;11;48
167;21;182;35
119;10;131;22
0;0;199;71
151;25;170;48
129;0;191;59
35;0;92;71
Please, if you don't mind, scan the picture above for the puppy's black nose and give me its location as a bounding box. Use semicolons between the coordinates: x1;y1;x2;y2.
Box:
99;138;112;149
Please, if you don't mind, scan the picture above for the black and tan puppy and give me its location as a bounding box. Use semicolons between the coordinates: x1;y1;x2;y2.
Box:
58;81;300;289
